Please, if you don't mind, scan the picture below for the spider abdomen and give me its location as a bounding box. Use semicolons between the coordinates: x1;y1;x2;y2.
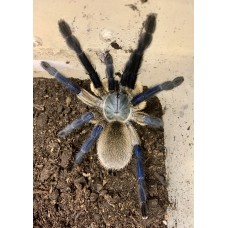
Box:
97;121;132;170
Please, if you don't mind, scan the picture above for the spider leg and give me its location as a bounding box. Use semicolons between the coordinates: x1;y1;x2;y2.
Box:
58;112;94;137
134;145;148;219
41;61;103;108
127;123;148;219
41;61;81;94
75;124;103;164
131;76;184;106
58;20;103;89
101;51;115;92
131;111;163;128
120;14;156;90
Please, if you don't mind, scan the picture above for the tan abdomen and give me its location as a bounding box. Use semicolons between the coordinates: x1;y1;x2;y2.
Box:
97;121;132;170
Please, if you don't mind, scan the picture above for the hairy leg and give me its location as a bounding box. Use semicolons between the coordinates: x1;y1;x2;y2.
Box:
127;123;148;219
75;124;103;164
58;112;95;137
131;76;184;106
58;19;103;89
120;14;157;90
131;111;163;128
41;61;103;109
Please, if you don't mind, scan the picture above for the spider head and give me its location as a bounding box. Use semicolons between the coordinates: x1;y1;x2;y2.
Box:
103;92;132;122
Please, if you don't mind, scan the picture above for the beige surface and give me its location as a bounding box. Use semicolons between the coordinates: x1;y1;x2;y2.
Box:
34;0;194;227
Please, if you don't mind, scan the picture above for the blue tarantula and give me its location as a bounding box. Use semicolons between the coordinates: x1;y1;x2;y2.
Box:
41;14;184;219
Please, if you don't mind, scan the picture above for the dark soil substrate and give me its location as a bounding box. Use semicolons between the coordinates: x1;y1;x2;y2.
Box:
33;78;169;228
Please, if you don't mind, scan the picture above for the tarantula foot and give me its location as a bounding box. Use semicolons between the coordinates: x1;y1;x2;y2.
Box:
144;116;163;128
58;19;72;38
75;152;84;164
141;202;148;219
173;76;184;87
40;61;57;76
58;130;67;137
58;20;82;53
144;13;157;33
161;76;184;90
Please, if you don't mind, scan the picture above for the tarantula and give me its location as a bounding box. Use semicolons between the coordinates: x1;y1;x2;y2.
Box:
41;14;184;219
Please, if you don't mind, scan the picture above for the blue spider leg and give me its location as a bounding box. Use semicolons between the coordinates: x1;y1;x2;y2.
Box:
131;112;163;128
58;112;94;137
103;51;115;91
58;20;102;89
131;76;184;106
126;123;148;219
75;124;103;164
41;61;103;108
41;61;81;94
134;145;148;219
120;14;156;89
